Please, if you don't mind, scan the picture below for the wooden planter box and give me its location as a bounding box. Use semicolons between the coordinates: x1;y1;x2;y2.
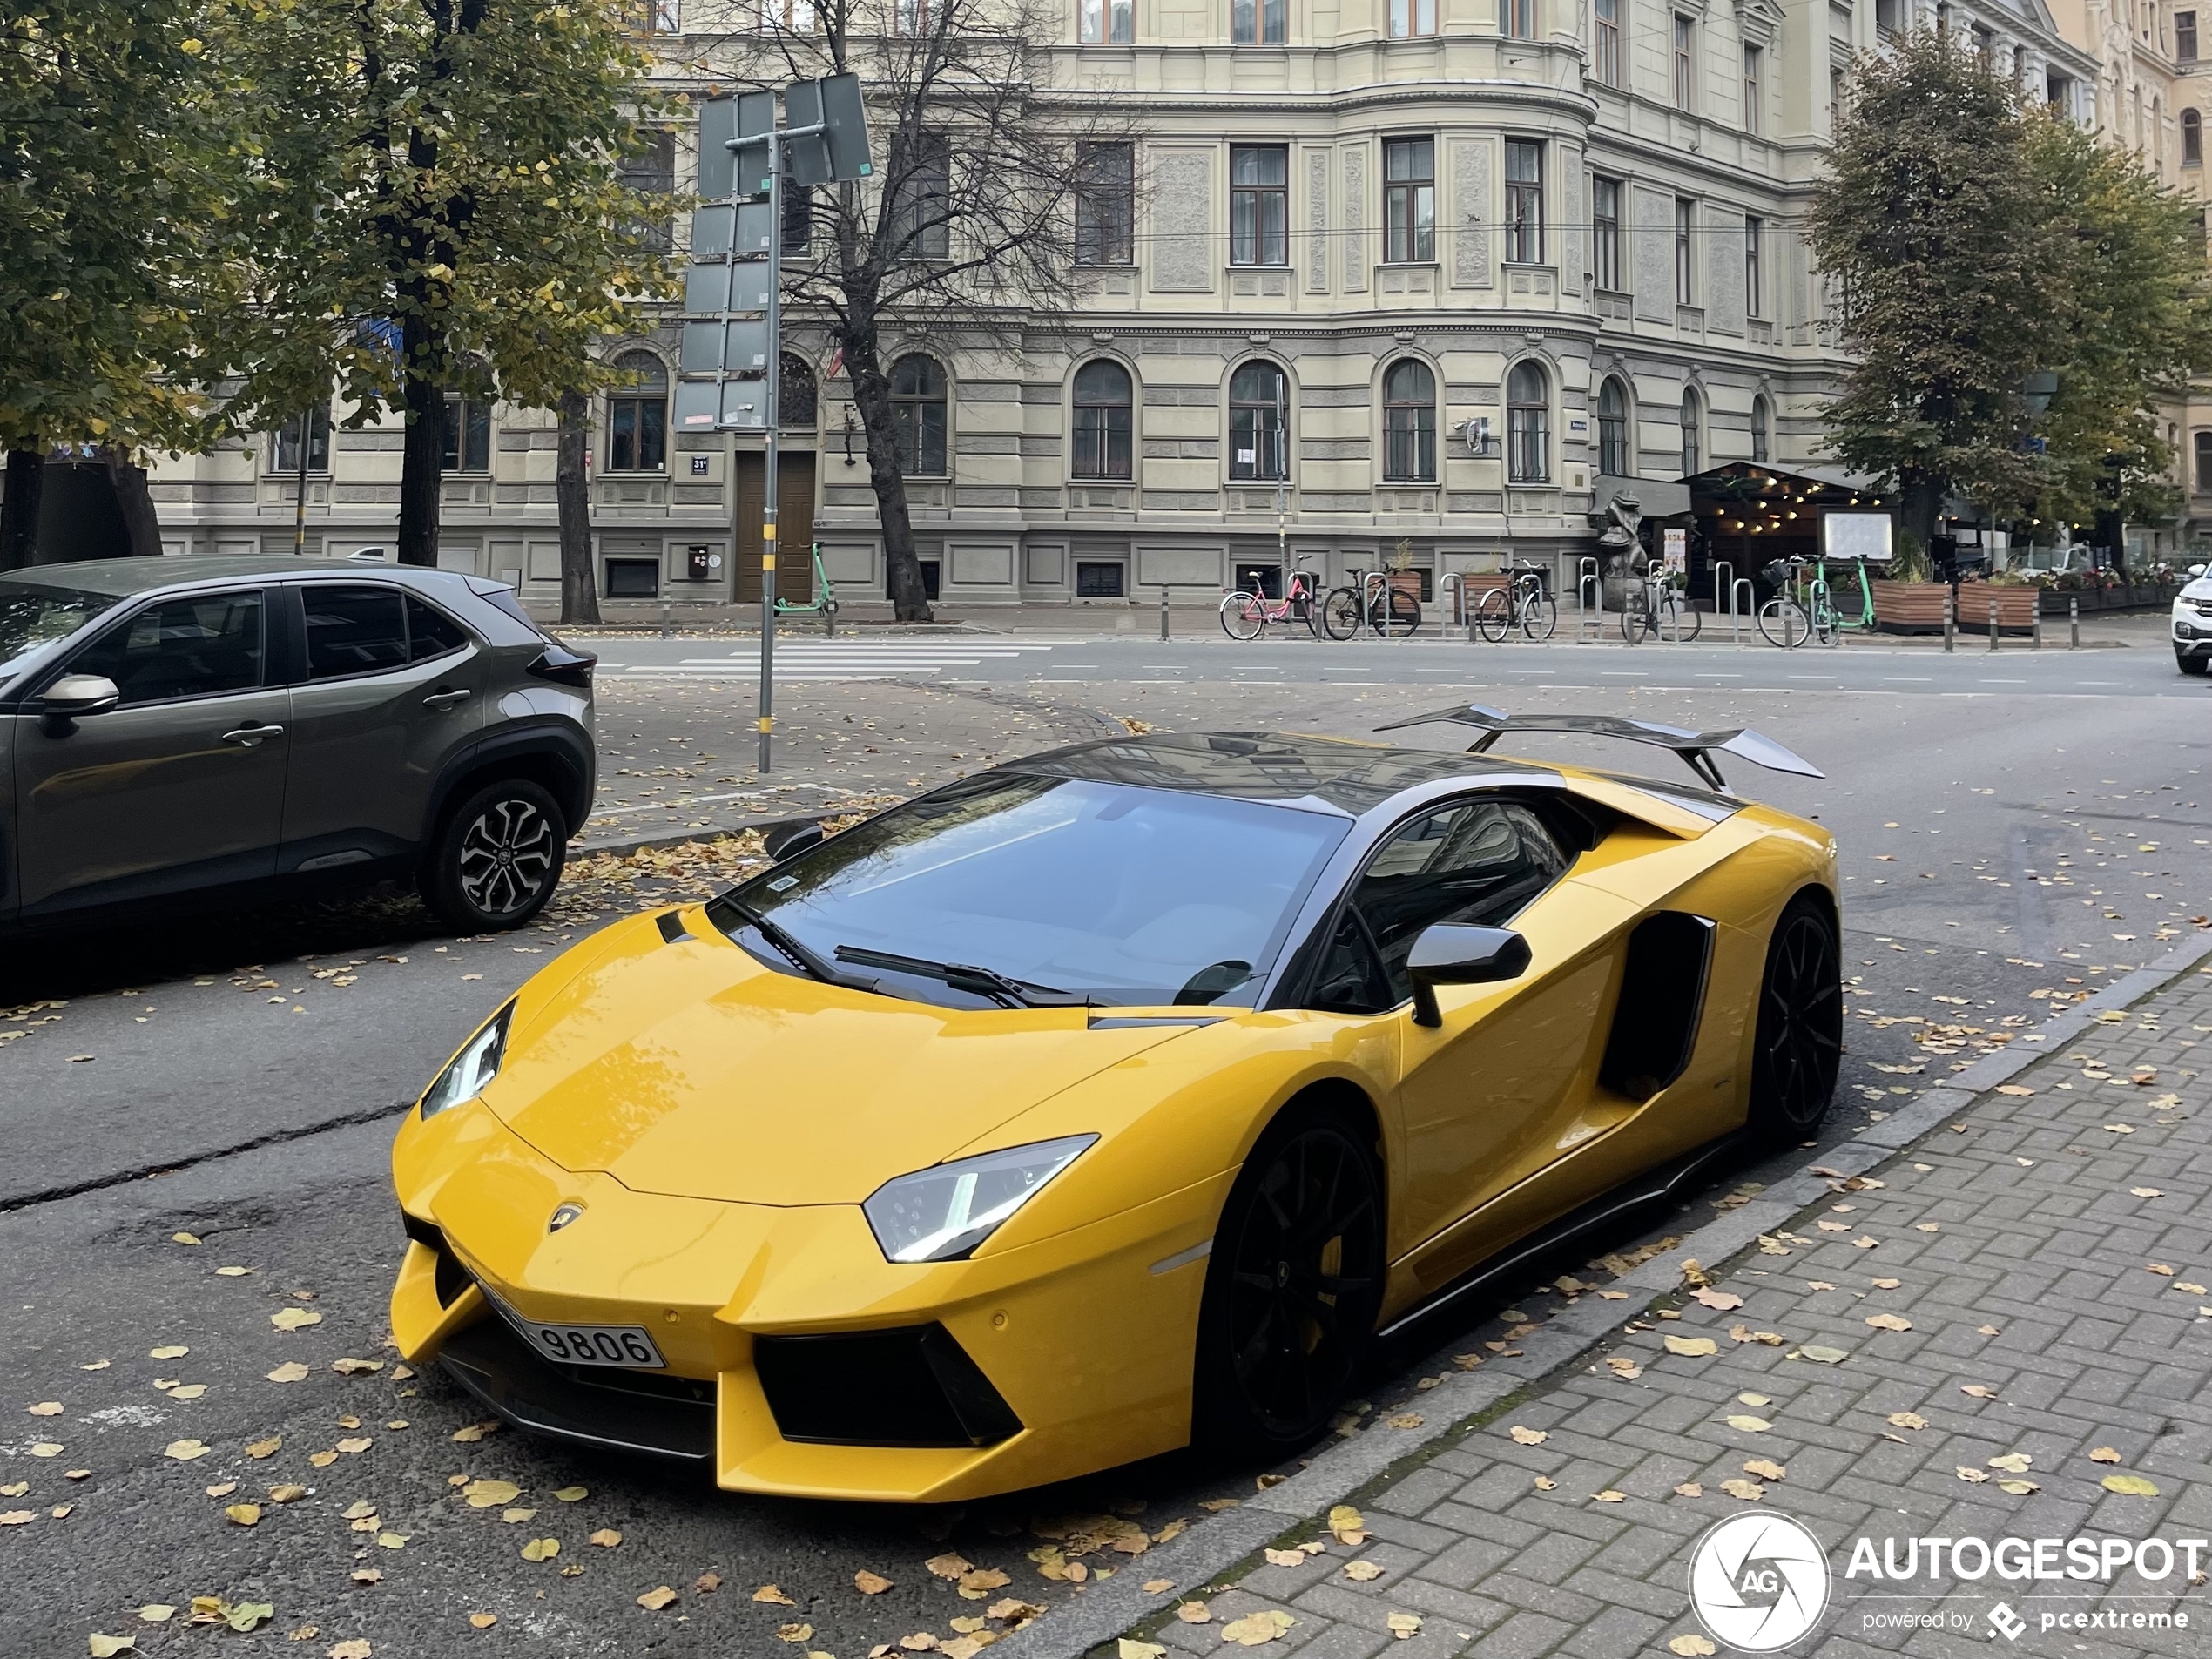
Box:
1871;580;1951;634
1954;584;2039;636
1447;571;1510;624
2041;581;2180;614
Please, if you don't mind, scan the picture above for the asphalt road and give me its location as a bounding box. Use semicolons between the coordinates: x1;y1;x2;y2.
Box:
4;625;2206;1656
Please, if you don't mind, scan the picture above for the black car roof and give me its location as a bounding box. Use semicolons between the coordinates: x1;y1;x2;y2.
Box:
1003;732;1551;816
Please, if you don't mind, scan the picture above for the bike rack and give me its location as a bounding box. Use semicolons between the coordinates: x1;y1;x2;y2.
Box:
1438;572;1471;644
1576;556;1603;641
1361;570;1399;640
1731;578;1754;649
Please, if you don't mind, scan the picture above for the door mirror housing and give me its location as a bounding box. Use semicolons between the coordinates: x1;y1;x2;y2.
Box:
1406;923;1531;1026
762;819;826;862
37;674;121;722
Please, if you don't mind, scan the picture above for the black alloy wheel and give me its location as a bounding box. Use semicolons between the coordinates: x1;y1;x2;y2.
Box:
1196;1106;1385;1452
421;777;568;931
1747;895;1842;1142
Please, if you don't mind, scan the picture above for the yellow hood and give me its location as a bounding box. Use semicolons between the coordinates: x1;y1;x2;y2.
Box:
482;914;1192;1205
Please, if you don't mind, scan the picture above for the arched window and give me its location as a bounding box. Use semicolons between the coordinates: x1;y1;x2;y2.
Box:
779;354;818;430
889;354;947;476
2186;108;2203;165
1679;388;1702;476
1506;360;1548;483
1072;360;1133;481
1230;360;1288;481
1382;359;1436;482
1750;395;1770;463
1596;377;1630;477
609;351;668;472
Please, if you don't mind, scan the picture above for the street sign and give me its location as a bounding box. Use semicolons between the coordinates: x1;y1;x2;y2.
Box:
783;73;873;186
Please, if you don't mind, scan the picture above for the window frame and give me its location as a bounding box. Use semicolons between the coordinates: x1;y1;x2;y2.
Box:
2195;429;2212;490
1597;377;1630;478
1387;0;1437;36
1674;196;1696;307
1231;0;1286;44
888;354;949;478
1075;142;1136;266
1673;13;1696;111
296;582;421;685
2182;10;2200;58
272;406;332;476
62;587;269;710
1506;359;1550;484
1742;42;1762;133
1743;213;1764;318
619;128;676;255
607;351;670;474
1502;0;1537;39
1229;144;1290;267
1071;359;1135;482
1381;359;1438;483
1593;0;1622;85
1679;388;1702;477
1591;174;1622;291
2186;107;2204;165
1383;136;1436;263
1229;360;1290;482
1504;138;1544;266
1750;395;1770;464
1078;0;1134;41
889;132;952;260
442;396;492;474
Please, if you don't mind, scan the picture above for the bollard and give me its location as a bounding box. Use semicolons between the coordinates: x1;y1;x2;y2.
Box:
2069;596;2080;650
1159;585;1170;640
1943;586;1954;652
1988;602;1998;652
660;601;671;638
2033;605;2041;650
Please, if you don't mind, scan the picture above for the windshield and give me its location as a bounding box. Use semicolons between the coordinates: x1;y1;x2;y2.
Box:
707;774;1349;1008
0;580;114;681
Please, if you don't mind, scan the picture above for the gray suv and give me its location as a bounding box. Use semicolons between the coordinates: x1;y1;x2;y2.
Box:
0;556;596;935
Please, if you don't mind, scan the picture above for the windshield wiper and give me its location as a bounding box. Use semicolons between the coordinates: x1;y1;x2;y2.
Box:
717;897;880;994
832;946;1090;1009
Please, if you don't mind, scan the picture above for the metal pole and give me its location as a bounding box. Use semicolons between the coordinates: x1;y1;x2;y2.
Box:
1943;583;1954;652
1987;597;1998;652
1274;382;1287;614
1159;585;1170;639
759;132;783;775
292;409;312;556
2069;595;2080;649
2033;601;2042;650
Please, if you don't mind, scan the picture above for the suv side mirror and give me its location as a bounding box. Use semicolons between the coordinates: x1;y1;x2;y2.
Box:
1407;923;1531;1026
2189;563;2207;578
38;674;121;723
762;819;826;862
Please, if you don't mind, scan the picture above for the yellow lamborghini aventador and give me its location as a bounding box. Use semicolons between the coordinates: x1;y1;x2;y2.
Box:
388;708;1840;1503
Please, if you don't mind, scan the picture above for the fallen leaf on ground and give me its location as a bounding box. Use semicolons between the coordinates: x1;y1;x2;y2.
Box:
462;1479;521;1509
88;1637;136;1657
1725;1416;1772;1433
450;1421;500;1443
1663;1336;1718;1358
264;1362;311;1385
1604;1357;1642;1379
334;1438;371;1454
1143;1579;1175;1595
521;1538;560;1561
1997;1480;2040;1494
1592;1490;1625;1503
329;1642;372;1659
2090;1447;2121;1463
855;1570;893;1595
590;1529;621;1548
1264;1548;1305;1568
754;1586;796;1605
246;1436;281;1459
1675;1482;1704;1497
162;1440;209;1461
269;1308;321;1332
1121;1642;1167;1659
1176;1602;1212;1624
1887;1412;1928;1431
137;1608;173;1624
1327;1504;1367;1545
1961;1385;1998;1399
1386;1413;1423;1429
1508;1426;1548;1445
958;1568;1009;1597
268;1485;307;1503
27;1402;61;1417
1865;1314;1912;1332
2132;1187;2164;1198
469;1614;496;1629
1721;1479;1765;1501
554;1486;588;1501
637;1588;679;1611
1532;1476;1557;1491
26;1443;61;1459
1384;1613;1420;1640
1743;1460;1786;1481
2102;1474;2160;1496
1669;1636;1718;1656
2148;1264;2177;1277
225;1504;261;1527
1870;1278;1901;1290
331;1359;383;1376
1988;1453;2033;1474
171;1233;199;1246
1956;1467;1989;1484
1345;1561;1384;1581
1800;1345;1851;1365
149;1346;188;1360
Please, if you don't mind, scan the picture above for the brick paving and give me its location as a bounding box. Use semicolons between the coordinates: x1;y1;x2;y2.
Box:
1116;960;2212;1658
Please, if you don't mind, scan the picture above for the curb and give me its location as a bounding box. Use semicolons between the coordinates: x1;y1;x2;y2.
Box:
991;927;2212;1659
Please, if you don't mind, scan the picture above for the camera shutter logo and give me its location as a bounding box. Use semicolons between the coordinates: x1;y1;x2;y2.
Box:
1688;1514;1831;1651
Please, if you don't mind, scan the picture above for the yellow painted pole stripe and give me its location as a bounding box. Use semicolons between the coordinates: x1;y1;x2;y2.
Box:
757;717;773;732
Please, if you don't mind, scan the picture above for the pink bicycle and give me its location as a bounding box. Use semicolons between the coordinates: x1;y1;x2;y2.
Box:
1219;563;1325;639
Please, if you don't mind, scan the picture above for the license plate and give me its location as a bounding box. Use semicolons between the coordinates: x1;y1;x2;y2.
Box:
497;1304;666;1370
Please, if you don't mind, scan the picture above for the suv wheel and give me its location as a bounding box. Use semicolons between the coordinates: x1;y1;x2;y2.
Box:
420;779;568;931
2177;649;2209;676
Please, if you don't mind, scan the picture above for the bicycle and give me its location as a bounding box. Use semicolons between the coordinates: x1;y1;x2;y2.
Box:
1472;566;1558;642
1320;567;1422;640
1619;559;1703;644
1220;562;1325;640
1756;557;1816;648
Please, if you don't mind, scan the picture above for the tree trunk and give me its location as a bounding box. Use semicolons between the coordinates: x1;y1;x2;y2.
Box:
0;448;45;571
397;324;447;567
556;390;600;625
1900;475;1944;554
841;328;933;624
98;448;164;558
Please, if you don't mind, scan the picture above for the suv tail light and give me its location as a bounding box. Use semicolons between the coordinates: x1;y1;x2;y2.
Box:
527;644;597;689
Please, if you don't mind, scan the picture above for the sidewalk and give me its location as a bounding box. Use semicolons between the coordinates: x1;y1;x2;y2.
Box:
1007;939;2212;1659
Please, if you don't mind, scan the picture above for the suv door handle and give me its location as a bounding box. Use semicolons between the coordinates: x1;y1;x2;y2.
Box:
221;724;286;747
422;687;473;711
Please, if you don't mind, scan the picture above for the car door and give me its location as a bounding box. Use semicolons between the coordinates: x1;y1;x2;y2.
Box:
1305;798;1634;1291
11;586;289;915
280;583;486;870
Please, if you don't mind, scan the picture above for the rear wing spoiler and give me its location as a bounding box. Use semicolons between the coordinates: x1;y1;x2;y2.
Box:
1374;704;1822;792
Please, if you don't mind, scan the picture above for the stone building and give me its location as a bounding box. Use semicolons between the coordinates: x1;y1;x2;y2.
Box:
144;0;2101;604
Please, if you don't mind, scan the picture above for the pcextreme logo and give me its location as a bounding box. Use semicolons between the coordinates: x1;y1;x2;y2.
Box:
1688;1514;1831;1652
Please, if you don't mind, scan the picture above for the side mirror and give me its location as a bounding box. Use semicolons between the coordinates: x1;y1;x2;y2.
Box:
761;819;826;863
1406;923;1530;1027
38;673;121;722
2189;563;2207;578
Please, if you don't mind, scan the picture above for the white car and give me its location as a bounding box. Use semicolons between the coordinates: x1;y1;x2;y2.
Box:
2177;564;2212;676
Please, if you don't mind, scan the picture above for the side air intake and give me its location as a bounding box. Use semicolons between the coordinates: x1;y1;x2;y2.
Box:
1598;912;1715;1099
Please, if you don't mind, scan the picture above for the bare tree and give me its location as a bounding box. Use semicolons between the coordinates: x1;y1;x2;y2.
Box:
696;0;1130;621
556;390;602;625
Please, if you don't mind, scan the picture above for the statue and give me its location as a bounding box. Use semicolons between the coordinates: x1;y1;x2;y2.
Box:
1592;491;1643;583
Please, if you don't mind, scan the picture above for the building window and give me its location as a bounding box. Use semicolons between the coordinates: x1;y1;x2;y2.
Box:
1503;0;1536;38
1076;560;1126;597
1231;0;1285;43
442;398;490;473
1075;142;1136;265
1079;0;1134;41
620;129;675;254
1597;378;1630;477
1673;14;1695;110
608;352;667;472
1751;395;1770;463
1679;388;1702;476
1072;360;1134;480
780;354;818;429
1876;0;1898;30
1743;44;1763;132
2182;10;2200;58
889;132;950;259
1384;138;1435;262
631;0;679;33
1506;361;1549;482
1382;360;1437;482
1505;138;1543;264
2187;108;2203;165
2196;430;2212;489
1592;175;1622;290
1831;66;1844;127
1229;361;1288;481
889;354;948;477
891;0;927;31
1674;197;1695;305
273;404;331;474
1594;0;1622;84
1744;214;1764;317
1388;0;1436;34
1230;145;1289;266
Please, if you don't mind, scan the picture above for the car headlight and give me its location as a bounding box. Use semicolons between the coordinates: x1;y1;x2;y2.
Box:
418;1001;516;1119
862;1135;1098;1264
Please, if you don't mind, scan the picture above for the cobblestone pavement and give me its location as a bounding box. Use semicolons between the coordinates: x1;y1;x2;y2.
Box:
1044;950;2212;1659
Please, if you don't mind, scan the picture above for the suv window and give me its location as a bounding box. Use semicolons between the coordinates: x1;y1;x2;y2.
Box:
67;590;265;706
303;585;409;679
406;596;468;660
1308;799;1568;1014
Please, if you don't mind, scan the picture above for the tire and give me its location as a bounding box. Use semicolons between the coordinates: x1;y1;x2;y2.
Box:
1193;1101;1386;1457
1745;894;1843;1145
1319;588;1364;641
1221;591;1266;641
1621;598;1652;644
419;778;568;932
1757;597;1809;649
1473;587;1513;643
1387;588;1421;634
2178;650;2209;676
1521;592;1558;641
1662;592;1703;643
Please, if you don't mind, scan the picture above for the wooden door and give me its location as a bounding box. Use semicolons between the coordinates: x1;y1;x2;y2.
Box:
733;451;819;604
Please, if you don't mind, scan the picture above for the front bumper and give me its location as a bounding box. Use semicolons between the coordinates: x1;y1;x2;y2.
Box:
2174;609;2212;655
389;1103;1225;1502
